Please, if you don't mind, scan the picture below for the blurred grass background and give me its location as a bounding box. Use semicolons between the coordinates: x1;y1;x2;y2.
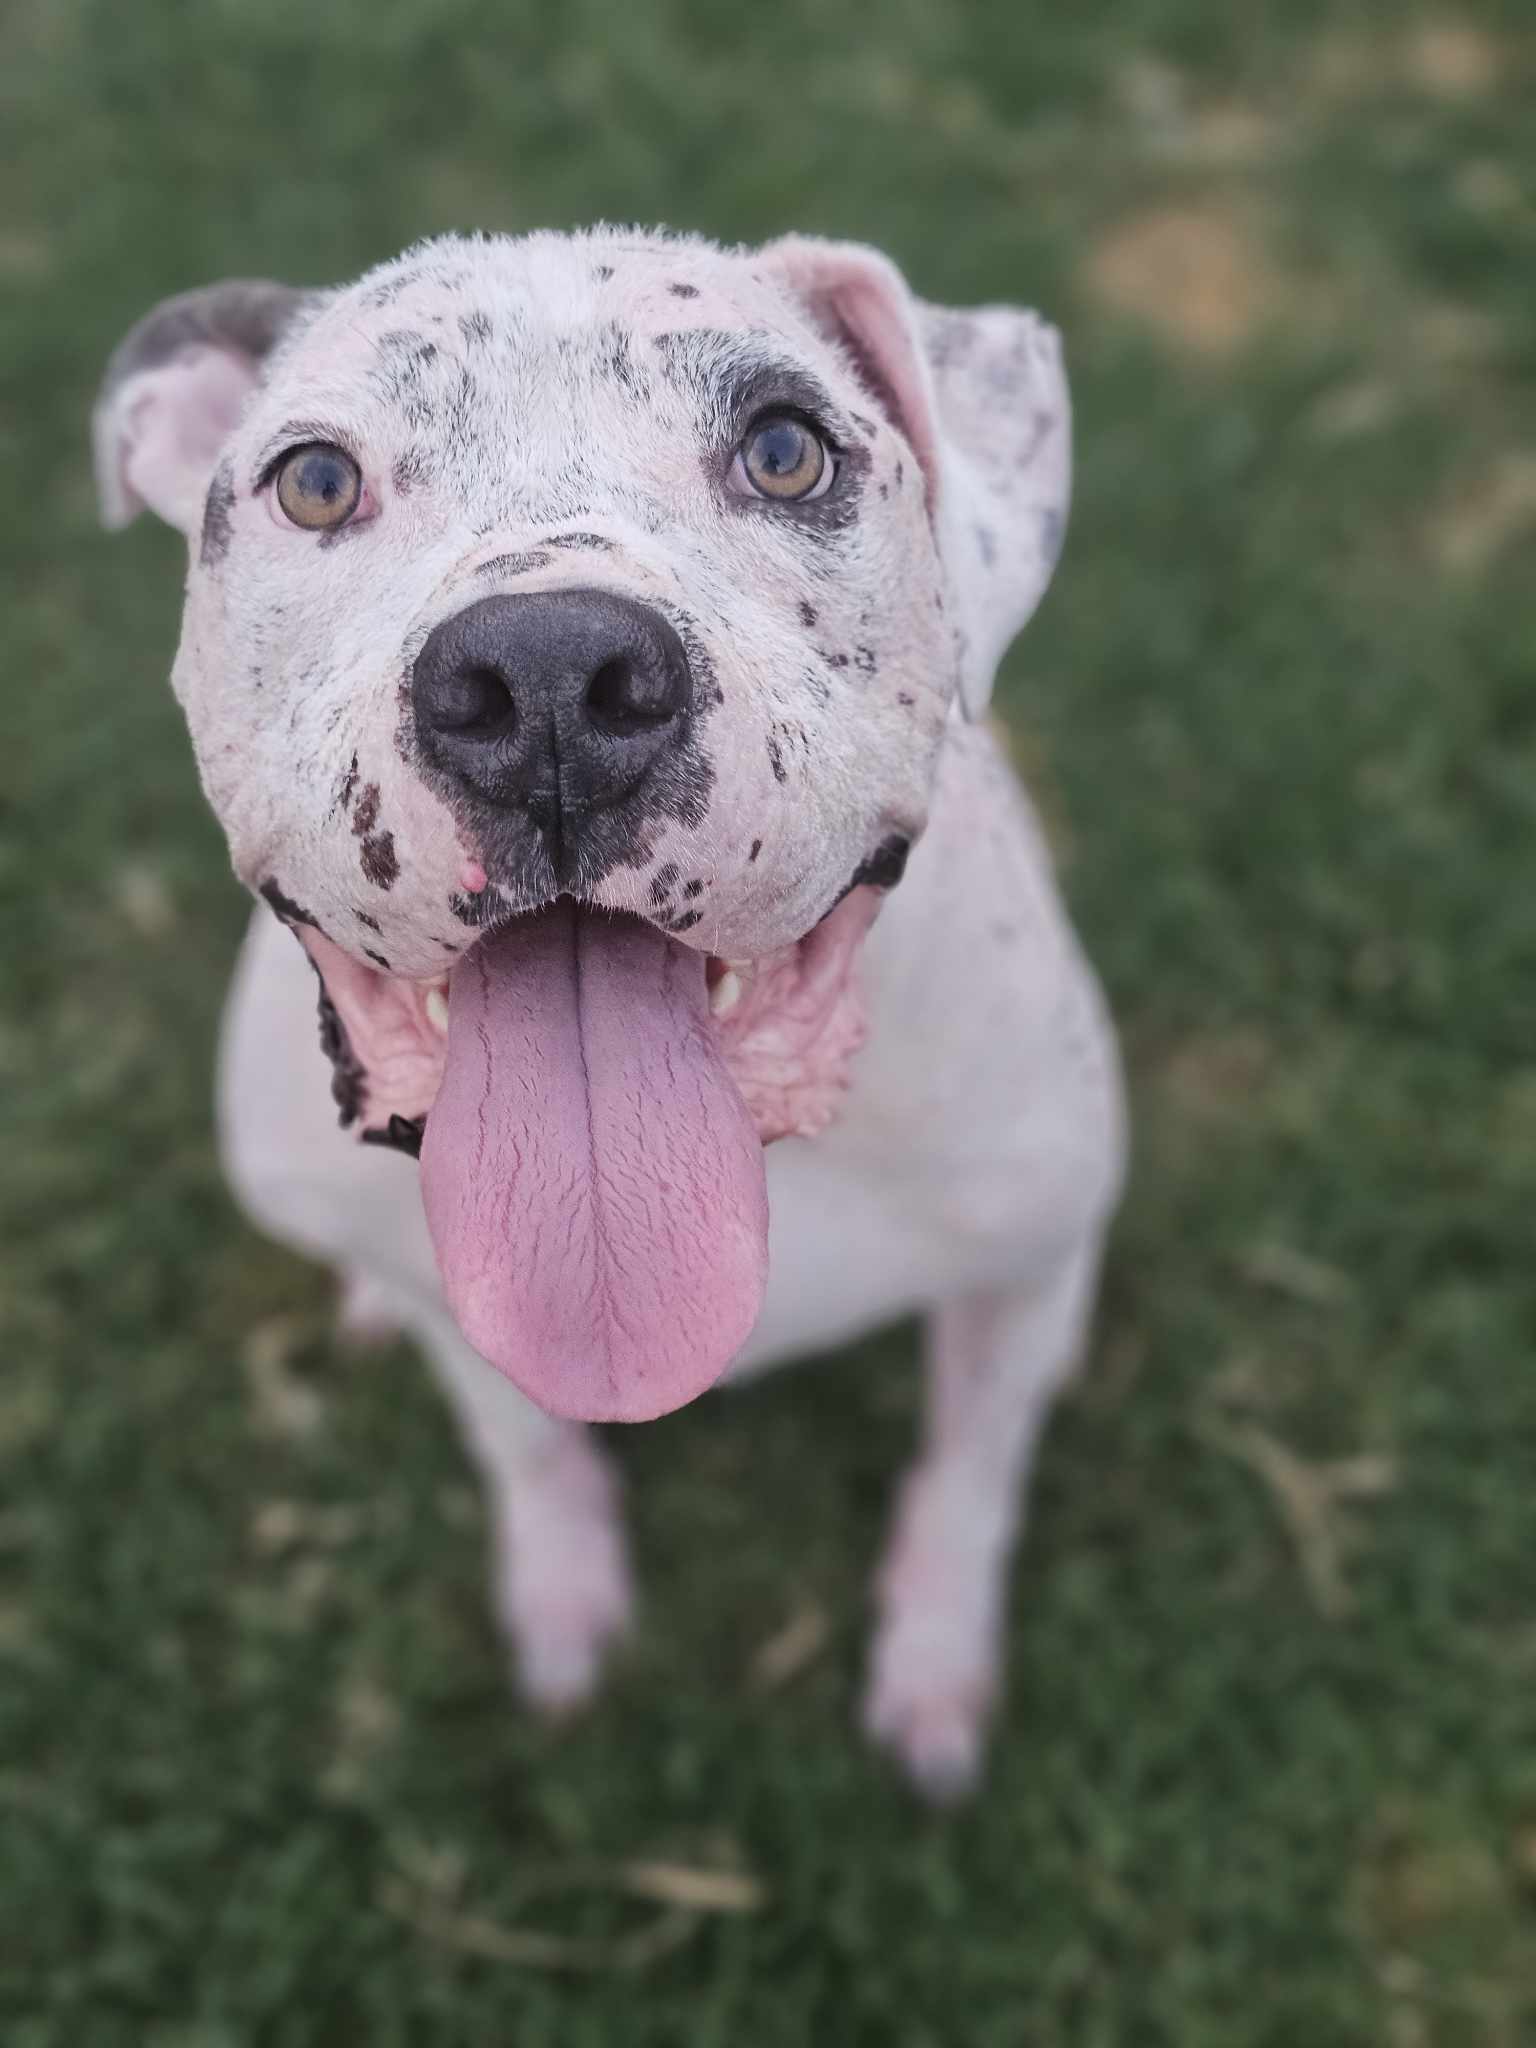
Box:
3;1;1536;2041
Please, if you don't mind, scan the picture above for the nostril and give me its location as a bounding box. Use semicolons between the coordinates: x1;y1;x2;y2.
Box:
584;655;674;737
434;665;515;736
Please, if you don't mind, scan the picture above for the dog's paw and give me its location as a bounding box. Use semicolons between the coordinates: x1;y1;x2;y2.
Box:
862;1465;1005;1802
862;1621;995;1804
495;1441;634;1716
511;1556;634;1715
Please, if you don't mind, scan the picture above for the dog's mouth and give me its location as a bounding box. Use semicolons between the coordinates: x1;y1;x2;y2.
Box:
297;889;882;1423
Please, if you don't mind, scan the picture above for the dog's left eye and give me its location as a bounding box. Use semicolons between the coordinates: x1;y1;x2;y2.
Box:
274;443;363;531
730;414;834;503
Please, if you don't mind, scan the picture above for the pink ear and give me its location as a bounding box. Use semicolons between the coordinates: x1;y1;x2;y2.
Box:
760;237;1072;719
760;236;944;508
93;279;312;537
96;348;261;534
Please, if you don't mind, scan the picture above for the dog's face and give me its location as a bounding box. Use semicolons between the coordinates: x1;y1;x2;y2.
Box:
97;229;1070;1422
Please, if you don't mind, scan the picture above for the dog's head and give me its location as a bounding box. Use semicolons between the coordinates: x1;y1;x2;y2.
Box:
96;228;1069;1421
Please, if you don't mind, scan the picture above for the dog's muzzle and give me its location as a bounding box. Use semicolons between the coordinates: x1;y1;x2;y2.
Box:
411;588;694;858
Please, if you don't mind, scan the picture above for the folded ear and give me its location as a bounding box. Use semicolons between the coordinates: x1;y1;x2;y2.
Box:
760;237;1071;718
93;279;315;536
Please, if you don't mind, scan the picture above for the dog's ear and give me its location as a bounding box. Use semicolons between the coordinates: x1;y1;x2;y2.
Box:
761;237;1070;718
93;280;316;536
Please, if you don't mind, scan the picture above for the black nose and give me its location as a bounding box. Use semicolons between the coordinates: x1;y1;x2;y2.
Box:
411;590;693;834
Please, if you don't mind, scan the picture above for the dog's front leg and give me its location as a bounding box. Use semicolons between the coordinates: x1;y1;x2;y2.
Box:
417;1308;634;1713
864;1242;1104;1801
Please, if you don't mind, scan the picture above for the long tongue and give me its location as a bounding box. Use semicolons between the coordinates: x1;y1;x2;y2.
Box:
420;902;769;1423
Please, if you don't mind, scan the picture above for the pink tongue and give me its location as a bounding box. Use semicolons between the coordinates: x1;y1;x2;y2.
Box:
420;903;769;1423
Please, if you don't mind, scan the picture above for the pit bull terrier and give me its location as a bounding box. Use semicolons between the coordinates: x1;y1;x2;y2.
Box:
94;228;1124;1799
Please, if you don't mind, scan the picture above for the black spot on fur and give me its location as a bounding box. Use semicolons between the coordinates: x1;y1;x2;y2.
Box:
545;531;617;553
360;834;398;889
854;645;878;674
649;861;681;907
766;736;787;784
897;691;915;707
667;909;702;932
336;753;360;814
315;519;370;552
361;1113;424;1159
355;909;382;933
351;783;399;890
749;839;762;862
877;482;889;501
593;263;614;282
668;281;699;298
683;878;705;900
199;459;236;567
798;600;817;628
894;460;904;487
360;267;425;310
1018;407;1055;471
926;311;975;372
442;361;485;462
363;947;392;970
850;412;877;437
378;326;435;361
392;447;433;495
259;878;319;930
475;550;552;580
458;309;493;345
597;324;650;401
370;328;443;432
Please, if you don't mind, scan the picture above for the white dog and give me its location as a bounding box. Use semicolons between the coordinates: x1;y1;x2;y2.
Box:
94;228;1124;1799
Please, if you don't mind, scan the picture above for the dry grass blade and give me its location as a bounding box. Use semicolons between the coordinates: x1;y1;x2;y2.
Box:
380;1879;700;1974
241;1316;326;1439
379;1848;764;1973
1201;1416;1397;1618
615;1861;764;1913
749;1601;831;1690
1239;1242;1356;1306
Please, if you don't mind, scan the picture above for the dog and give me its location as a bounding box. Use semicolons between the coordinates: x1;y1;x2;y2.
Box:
93;228;1124;1799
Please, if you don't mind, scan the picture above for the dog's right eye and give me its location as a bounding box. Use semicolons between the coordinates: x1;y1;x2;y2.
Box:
730;413;835;504
274;443;363;532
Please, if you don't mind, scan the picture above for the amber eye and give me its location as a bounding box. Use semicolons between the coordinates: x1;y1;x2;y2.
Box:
274;443;363;531
732;414;833;502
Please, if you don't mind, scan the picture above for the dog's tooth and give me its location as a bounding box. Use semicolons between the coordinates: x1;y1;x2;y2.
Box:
709;969;744;1018
425;987;450;1035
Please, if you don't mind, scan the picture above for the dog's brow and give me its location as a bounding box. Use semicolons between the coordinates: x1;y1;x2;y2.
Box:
252;419;362;482
724;359;844;436
653;328;848;439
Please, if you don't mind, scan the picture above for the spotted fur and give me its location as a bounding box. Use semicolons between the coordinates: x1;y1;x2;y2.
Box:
94;227;1071;981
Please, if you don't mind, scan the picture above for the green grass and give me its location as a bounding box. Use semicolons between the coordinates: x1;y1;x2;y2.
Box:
4;1;1536;2040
